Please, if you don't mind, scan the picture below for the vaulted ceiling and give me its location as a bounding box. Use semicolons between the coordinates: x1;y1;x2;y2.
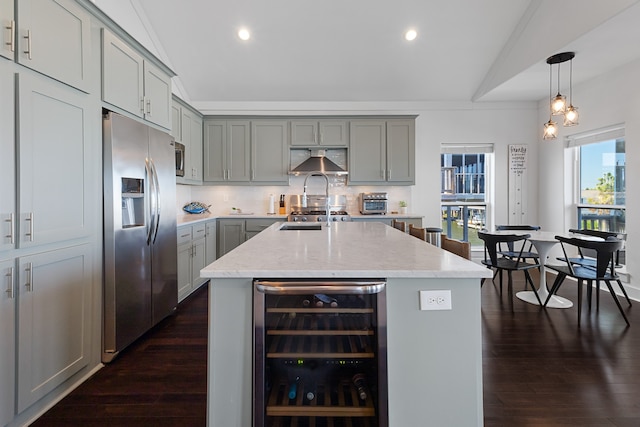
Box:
93;0;640;106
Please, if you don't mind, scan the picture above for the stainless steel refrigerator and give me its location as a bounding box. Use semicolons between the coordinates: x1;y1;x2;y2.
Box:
102;111;177;363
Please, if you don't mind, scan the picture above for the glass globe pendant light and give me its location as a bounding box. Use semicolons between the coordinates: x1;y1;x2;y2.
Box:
563;58;579;126
543;61;557;140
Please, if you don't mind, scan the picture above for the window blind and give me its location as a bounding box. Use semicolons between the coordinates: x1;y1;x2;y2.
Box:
440;143;494;154
565;124;625;147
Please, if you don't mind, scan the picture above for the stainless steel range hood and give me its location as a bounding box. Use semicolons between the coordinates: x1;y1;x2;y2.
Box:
290;149;348;176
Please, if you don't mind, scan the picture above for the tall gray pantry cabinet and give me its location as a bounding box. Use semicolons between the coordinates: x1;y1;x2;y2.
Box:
0;60;16;427
0;0;167;425
0;54;95;426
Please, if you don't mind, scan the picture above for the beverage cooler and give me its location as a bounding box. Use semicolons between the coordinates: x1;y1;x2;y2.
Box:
253;279;388;427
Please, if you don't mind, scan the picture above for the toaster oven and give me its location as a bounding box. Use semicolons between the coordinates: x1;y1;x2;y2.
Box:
359;192;388;214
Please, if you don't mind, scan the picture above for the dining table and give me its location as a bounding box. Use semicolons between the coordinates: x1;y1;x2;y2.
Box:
491;230;573;309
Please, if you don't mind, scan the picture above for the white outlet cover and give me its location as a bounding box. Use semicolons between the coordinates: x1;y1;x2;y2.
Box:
419;290;452;311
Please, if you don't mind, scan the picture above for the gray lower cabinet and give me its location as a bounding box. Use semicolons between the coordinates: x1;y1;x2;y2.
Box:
205;221;217;266
349;119;415;185
177;223;208;302
102;28;172;129
17;244;92;411
0;259;15;427
217;219;246;257
218;219;281;257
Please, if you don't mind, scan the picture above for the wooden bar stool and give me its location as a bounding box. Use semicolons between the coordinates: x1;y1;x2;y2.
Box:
391;219;406;232
408;224;427;240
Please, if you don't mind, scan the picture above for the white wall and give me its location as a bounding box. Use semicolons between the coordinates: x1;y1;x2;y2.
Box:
538;58;640;298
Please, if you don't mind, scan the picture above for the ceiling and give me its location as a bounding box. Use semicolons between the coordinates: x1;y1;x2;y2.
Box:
93;0;640;106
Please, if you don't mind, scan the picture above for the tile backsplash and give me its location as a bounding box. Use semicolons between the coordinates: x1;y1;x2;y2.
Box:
177;181;412;216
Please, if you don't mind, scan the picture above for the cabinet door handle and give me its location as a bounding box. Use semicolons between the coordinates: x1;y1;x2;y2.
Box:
5;267;13;299
5;20;15;52
25;212;34;242
23;29;32;60
5;213;14;244
140;97;145;114
24;262;33;292
146;99;152;116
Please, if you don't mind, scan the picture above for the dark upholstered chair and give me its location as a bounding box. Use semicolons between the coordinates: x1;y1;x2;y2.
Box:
545;235;629;326
477;230;541;306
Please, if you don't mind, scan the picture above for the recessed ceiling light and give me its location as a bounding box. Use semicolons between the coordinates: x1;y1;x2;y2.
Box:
405;29;417;41
238;28;251;41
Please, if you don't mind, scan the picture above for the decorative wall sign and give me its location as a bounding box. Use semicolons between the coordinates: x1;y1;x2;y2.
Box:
508;145;528;224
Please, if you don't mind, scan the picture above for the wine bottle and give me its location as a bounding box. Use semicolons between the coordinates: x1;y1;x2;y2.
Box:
314;293;338;308
352;373;367;401
288;376;299;400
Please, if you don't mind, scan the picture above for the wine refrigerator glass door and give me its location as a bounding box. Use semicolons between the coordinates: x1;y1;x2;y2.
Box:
254;279;388;427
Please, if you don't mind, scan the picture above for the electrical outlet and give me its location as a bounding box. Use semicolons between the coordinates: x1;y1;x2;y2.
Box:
419;290;452;311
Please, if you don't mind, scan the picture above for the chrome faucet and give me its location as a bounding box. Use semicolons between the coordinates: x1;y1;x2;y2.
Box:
302;172;331;227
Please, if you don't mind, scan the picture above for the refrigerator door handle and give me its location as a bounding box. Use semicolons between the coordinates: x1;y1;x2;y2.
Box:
145;158;156;246
150;158;161;244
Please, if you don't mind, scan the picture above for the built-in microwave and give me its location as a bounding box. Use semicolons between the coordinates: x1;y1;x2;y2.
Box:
175;141;185;177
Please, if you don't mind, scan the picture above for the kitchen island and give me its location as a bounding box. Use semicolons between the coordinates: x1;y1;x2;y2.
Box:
201;221;491;426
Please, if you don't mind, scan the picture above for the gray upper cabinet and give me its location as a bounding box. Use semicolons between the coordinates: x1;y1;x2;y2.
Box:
17;72;92;248
204;120;251;183
251;120;289;183
0;0;14;60
15;0;91;92
349;118;415;185
386;119;415;183
0;62;14;253
291;119;348;146
174;97;203;184
102;28;172;129
349;120;386;183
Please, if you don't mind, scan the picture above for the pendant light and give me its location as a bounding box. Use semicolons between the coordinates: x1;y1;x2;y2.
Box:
563;57;579;126
543;60;557;140
550;61;566;116
543;52;577;139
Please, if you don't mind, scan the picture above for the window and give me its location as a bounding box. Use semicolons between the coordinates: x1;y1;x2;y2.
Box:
568;126;625;234
440;144;493;244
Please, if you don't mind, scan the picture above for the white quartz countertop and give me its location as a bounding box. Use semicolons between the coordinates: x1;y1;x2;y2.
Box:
201;221;491;279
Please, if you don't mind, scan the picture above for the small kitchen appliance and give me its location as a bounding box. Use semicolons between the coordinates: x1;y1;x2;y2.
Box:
359;192;388;215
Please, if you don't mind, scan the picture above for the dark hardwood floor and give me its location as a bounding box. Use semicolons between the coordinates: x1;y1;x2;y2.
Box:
31;285;209;427
32;271;639;426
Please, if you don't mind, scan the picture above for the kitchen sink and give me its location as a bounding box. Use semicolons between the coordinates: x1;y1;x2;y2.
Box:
279;224;322;231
